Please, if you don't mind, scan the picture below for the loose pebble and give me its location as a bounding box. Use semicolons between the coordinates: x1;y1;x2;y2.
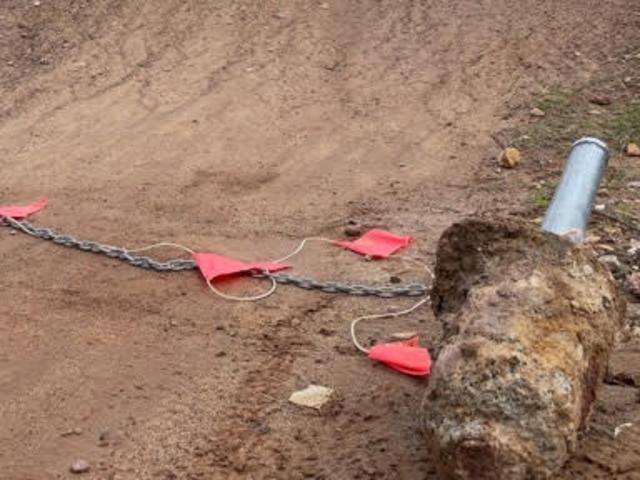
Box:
598;254;622;274
625;143;640;157
589;95;612;106
69;459;90;474
289;385;335;410
499;147;521;169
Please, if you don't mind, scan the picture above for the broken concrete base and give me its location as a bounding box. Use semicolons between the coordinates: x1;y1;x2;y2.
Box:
424;217;626;480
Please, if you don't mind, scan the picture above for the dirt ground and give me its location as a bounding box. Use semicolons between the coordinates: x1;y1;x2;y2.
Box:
1;1;640;479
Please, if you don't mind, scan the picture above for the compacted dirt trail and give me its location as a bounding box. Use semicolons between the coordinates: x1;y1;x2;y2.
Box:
1;1;639;478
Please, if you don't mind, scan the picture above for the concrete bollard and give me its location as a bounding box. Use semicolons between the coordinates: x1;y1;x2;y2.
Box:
423;138;624;478
423;217;625;479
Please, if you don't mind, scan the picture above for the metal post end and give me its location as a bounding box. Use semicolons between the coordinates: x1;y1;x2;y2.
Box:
571;137;609;155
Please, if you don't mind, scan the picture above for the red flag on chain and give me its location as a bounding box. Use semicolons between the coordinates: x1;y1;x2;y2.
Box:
0;198;48;219
367;337;432;377
335;228;414;258
193;252;289;282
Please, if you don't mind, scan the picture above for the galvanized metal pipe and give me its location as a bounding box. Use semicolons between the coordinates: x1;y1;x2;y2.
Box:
542;137;609;243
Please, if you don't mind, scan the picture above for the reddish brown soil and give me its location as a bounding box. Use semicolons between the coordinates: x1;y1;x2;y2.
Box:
1;2;639;479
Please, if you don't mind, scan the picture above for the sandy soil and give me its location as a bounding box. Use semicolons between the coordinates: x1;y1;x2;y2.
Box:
1;1;639;479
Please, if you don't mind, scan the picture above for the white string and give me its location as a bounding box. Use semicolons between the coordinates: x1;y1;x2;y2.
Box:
206;276;277;302
198;237;335;302
394;255;435;281
346;254;433;353
128;242;279;301
8;218;274;302
273;237;335;262
128;242;195;255
7;219;431;307
350;297;429;353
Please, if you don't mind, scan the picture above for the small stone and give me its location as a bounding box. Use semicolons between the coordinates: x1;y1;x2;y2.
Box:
624;77;633;84
498;147;521;169
98;431;110;447
344;224;363;237
289;385;335;410
530;107;545;117
70;459;90;474
97;430;123;448
596;244;616;253
317;327;335;336
389;331;418;341
61;427;83;437
389;275;402;284
231;448;247;473
589;109;603;115
559;229;582;243
628;272;640;297
594;204;606;212
589;95;612;106
290;318;301;327
319;2;329;9
628;181;640;189
628;239;640;255
584;235;601;244
598;254;622;274
614;423;634;438
625;143;640;157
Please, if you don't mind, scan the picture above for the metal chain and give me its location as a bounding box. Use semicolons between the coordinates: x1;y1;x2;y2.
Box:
257;272;428;298
1;217;196;272
1;217;430;298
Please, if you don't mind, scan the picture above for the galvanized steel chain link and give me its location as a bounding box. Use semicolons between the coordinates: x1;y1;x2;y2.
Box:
2;217;196;271
1;217;429;298
253;272;427;297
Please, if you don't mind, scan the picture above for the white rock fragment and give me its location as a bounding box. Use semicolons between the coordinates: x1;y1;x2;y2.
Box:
70;459;90;474
389;331;418;341
628;239;640;255
614;423;634;438
289;385;334;410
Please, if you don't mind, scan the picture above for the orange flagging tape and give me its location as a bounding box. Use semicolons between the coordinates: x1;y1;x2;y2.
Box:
0;198;48;219
193;252;289;282
335;228;414;258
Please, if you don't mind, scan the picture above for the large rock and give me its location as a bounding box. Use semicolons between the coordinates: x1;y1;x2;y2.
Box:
424;217;626;479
